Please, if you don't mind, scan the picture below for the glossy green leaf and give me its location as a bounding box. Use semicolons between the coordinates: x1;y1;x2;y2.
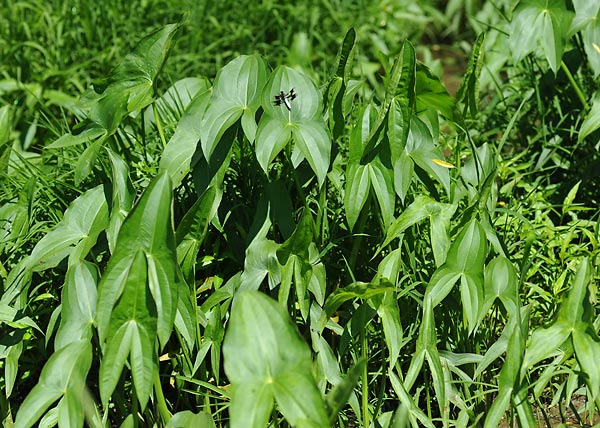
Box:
344;164;370;230
223;291;328;428
14;340;92;428
360;43;407;161
106;148;135;253
201;55;268;160
176;185;222;284
510;0;574;73
405;117;451;197
579;95;600;143
572;0;600;76
54;261;98;349
292;120;331;187
380;195;456;265
26;185;108;271
389;370;436;428
446;219;487;274
255;115;293;173
277;208;313;264
98;251;158;409
256;66;330;186
97;172;180;349
572;324;600;401
167;411;217;428
324;358;364;423
377;291;403;368
324;281;395;317
159;87;212;187
481;256;519;319
48;24;179;150
368;158;395;228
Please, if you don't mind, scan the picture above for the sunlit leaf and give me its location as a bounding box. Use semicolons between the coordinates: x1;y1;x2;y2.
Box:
510;0;574;73
223;291;328;428
14;341;92;428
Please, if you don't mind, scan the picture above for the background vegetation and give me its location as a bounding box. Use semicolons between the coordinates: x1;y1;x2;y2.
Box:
1;0;599;427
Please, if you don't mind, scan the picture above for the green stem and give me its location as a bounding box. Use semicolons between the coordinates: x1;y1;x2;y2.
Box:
560;60;589;110
361;325;370;428
154;370;172;423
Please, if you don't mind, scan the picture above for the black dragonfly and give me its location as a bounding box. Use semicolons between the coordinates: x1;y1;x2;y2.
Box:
273;88;297;111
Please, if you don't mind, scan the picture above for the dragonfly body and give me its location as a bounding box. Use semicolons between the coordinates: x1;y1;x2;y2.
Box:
274;88;296;111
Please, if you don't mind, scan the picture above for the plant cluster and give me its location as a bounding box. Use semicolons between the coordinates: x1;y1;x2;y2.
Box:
1;1;600;428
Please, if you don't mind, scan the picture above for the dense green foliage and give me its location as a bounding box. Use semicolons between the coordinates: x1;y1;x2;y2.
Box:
1;1;600;427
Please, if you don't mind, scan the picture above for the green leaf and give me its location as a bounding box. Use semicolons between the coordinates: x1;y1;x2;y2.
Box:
159;87;212;187
54;261;98;349
167;411;217;428
510;0;574;73
98;251;158;410
406;117;451;197
380;195;456;265
176;185;223;284
96;173;182;408
368;158;395;228
377;291;403;368
325;358;365;423
276;208;313;264
200;55;268;160
572;0;600;77
324;281;395;317
256;66;331;186
255;116;293;173
14;340;92;428
579;95;600;143
556;257;593;327
415;63;456;120
572;324;600;401
97;172;180;349
481;256;519;318
106;148;135;253
26;185;108;271
344;164;370;231
292;120;331;187
455;33;485;119
223;291;328;428
48;24;179;150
